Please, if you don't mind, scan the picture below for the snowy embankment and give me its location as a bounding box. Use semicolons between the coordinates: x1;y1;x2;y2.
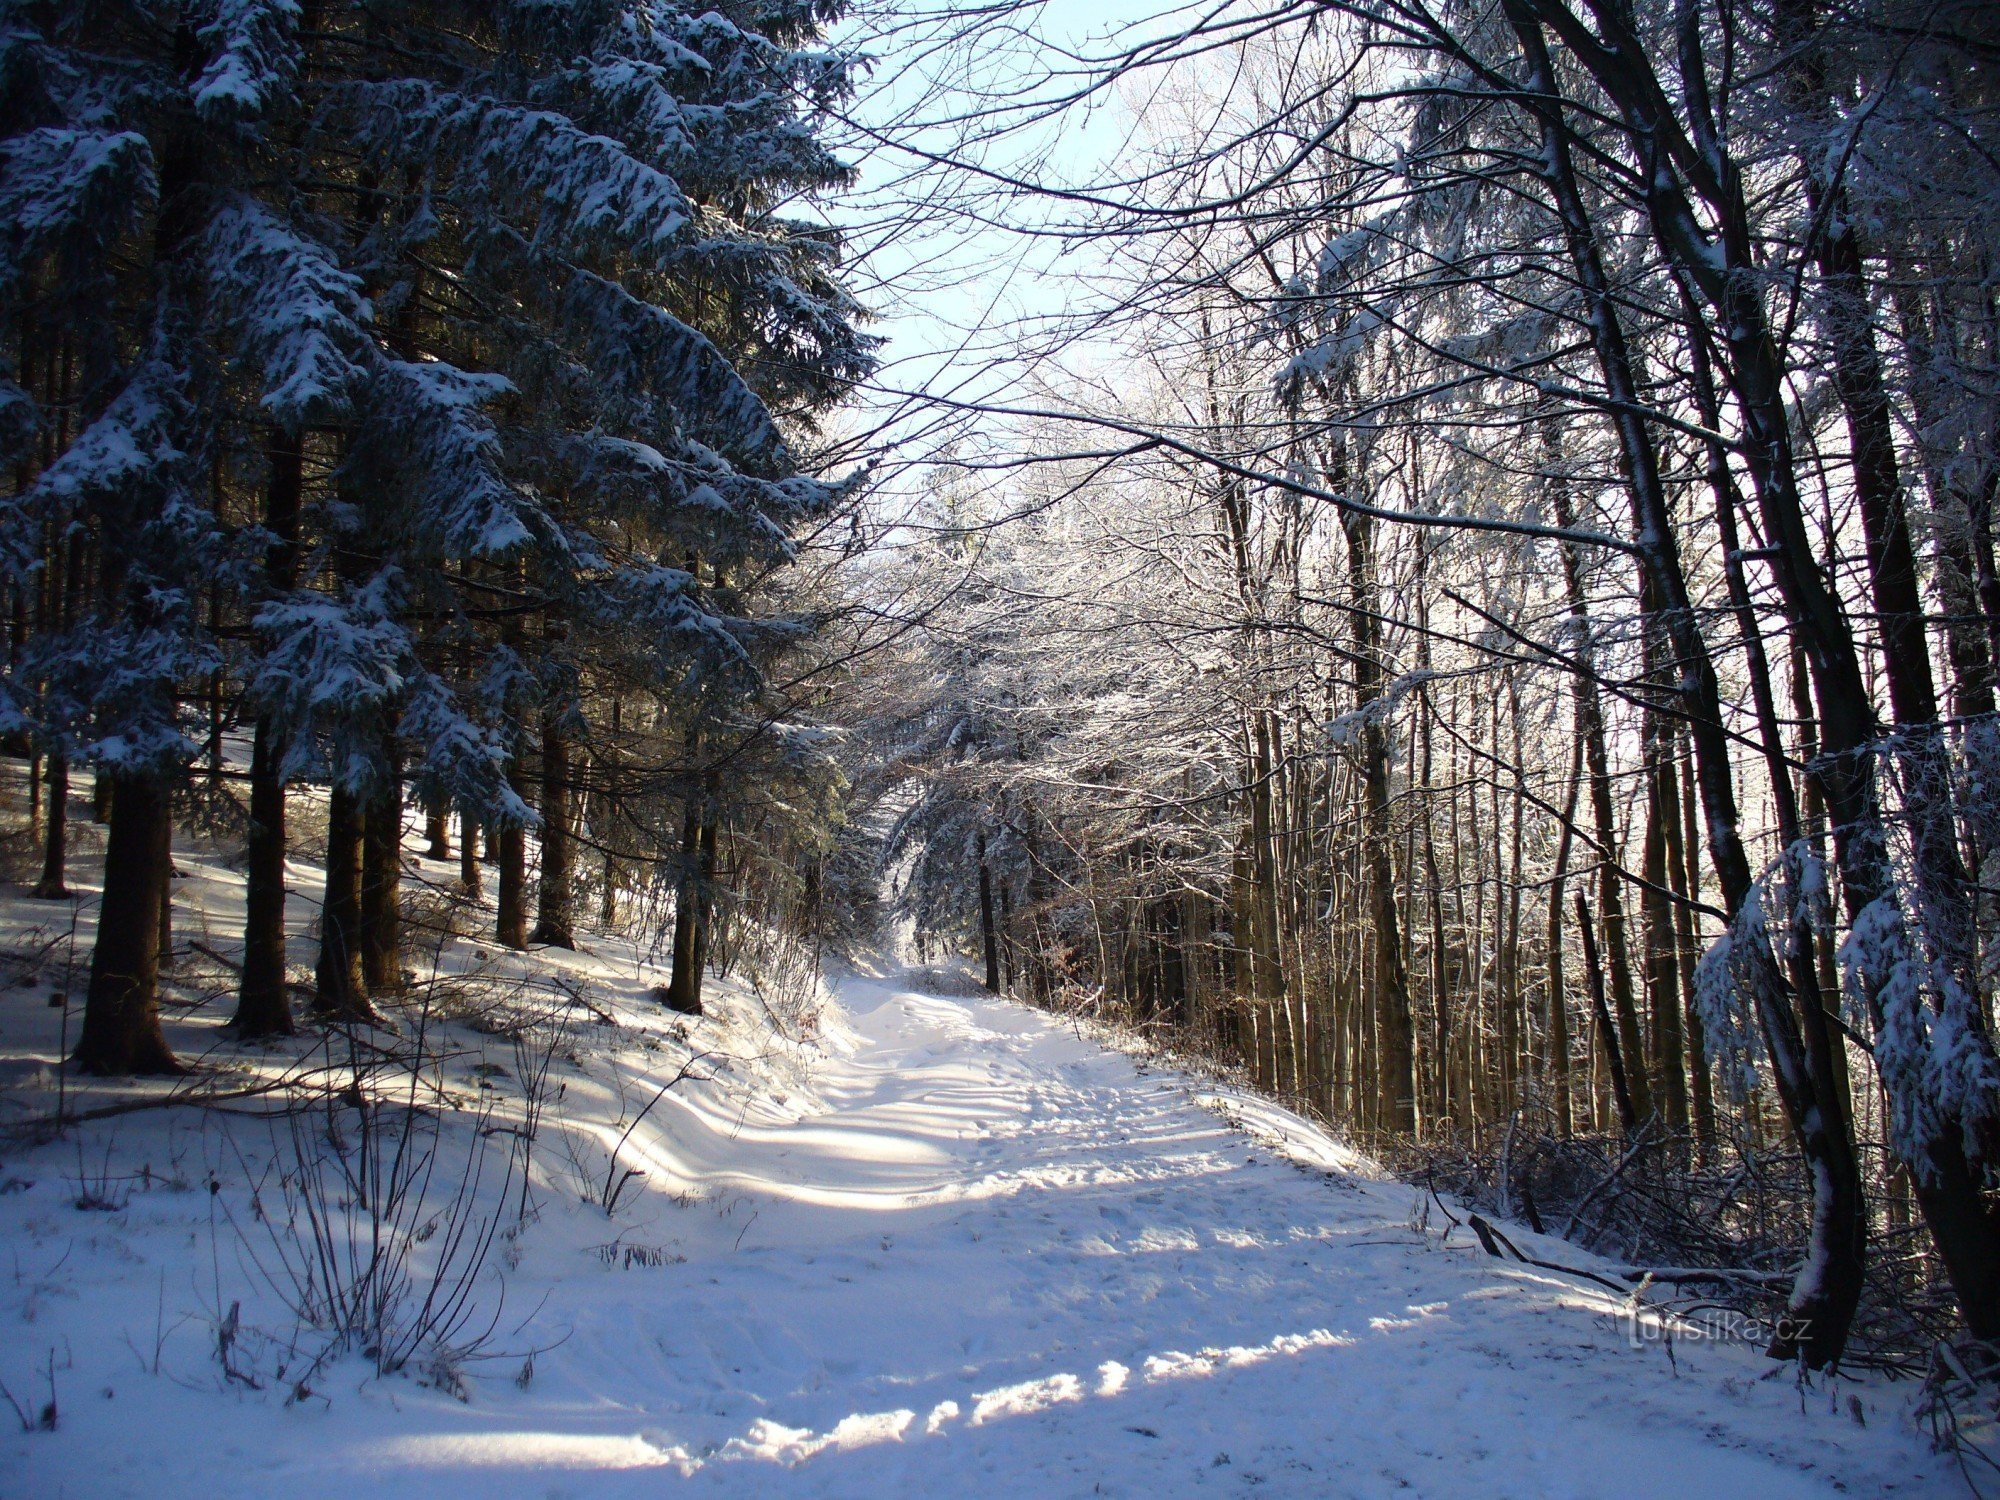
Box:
0;803;1954;1497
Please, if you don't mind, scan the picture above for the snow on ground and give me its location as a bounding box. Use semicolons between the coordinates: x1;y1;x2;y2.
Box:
0;784;1958;1497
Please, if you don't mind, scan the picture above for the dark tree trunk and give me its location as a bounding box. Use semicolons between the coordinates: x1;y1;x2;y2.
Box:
998;880;1015;993
32;752;68;898
314;784;373;1021
978;832;1001;993
360;772;402;992
1641;725;1688;1135
668;796;718;1012
1335;478;1417;1134
1778;6;2000;1345
91;773;111;823
531;716;575;948
496;821;528;948
495;759;528;949
1546;733;1582;1138
601;851;621;927
74;772;181;1074
1575;893;1636;1135
424;798;450;860
234;429;303;1033
231;716;295;1036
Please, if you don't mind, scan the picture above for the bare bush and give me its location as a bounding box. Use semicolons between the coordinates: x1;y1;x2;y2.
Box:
1411;1111;1957;1373
219;1009;531;1395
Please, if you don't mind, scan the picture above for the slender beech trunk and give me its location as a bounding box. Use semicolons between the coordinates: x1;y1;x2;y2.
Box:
1547;733;1583;1137
1667;732;1716;1161
1641;708;1689;1135
1548;461;1649;1125
1575;893;1637;1134
1339;477;1417;1135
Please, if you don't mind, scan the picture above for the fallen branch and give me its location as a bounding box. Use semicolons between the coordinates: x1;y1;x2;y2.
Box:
189;941;316;1001
1619;1266;1792;1289
1466;1212;1632;1295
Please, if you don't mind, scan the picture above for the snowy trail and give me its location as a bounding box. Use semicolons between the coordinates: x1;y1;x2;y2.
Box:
9;972;1948;1497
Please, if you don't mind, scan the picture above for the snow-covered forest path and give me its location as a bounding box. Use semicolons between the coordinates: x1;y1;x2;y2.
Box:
357;973;1944;1496
15;970;1947;1498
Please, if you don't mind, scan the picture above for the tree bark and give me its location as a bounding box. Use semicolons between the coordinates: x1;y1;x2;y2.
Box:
314;784;373;1021
75;772;182;1074
978;830;1001;993
668;792;718;1012
233;429;304;1034
531;715;575;948
360;769;402;992
32;753;68;899
1575;892;1636;1135
424;798;450;860
496;819;528;949
231;717;295;1036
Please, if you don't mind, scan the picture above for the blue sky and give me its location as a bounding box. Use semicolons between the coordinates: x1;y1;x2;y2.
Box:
825;2;1186;432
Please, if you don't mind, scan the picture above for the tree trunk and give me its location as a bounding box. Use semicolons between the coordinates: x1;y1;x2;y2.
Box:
978;831;1001;993
234;428;303;1034
360;772;402;992
1575;893;1636;1135
1668;731;1715;1162
530;716;575;948
32;752;68;899
1339;478;1417;1135
424;798;450;860
231;716;295;1036
1641;717;1688;1135
496;819;528;950
74;772;181;1074
668;794;718;1012
1546;734;1582;1138
314;784;374;1021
